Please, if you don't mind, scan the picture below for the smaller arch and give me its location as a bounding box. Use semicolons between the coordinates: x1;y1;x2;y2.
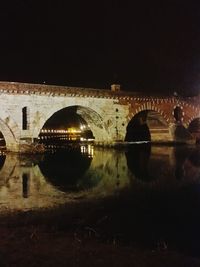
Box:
125;110;151;142
185;114;200;128
188;118;200;143
125;109;170;142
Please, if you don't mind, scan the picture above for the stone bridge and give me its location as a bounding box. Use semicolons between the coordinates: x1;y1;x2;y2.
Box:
0;81;199;152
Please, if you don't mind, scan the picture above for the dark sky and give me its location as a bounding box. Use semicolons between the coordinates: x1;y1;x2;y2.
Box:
0;0;200;95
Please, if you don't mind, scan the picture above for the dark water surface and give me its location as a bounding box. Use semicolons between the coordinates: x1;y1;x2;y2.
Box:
0;144;200;256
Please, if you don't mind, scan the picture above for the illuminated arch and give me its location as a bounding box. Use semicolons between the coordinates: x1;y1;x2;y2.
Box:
34;105;109;142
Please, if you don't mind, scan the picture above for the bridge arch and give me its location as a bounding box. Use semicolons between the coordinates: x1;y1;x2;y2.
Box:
34;105;109;142
188;117;200;143
125;108;171;142
131;103;171;123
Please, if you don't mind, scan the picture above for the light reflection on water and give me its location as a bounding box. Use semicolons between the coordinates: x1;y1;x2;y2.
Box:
0;145;199;212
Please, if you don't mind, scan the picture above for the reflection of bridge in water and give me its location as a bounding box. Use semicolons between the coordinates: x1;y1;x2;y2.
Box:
0;145;199;212
0;147;131;212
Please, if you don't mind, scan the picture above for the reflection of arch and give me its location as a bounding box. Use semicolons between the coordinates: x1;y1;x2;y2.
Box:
35;105;109;142
188;118;200;143
125;109;169;142
38;148;92;192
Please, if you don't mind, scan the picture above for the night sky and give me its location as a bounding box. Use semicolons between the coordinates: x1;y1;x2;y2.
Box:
0;1;200;95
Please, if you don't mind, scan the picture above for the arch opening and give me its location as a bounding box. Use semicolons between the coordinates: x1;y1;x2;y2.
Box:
125;110;169;142
38;106;106;147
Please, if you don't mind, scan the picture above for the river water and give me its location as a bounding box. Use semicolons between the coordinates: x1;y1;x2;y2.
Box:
0;144;200;255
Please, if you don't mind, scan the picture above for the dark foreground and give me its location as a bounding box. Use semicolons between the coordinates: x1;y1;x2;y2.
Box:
0;193;200;267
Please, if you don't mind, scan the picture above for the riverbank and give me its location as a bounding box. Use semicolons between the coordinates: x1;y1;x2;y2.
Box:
0;144;199;266
0;224;199;267
0;195;199;267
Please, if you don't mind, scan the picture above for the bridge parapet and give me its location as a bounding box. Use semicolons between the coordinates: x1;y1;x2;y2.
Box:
0;81;136;99
0;81;190;101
